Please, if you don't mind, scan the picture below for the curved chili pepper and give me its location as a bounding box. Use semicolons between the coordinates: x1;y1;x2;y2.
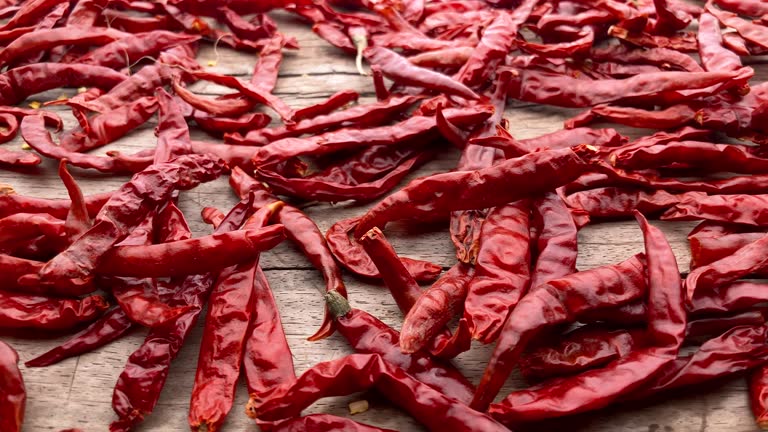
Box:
590;46;704;73
252;106;489;167
253;353;509;432
308;144;423;185
407;47;474;69
464;200;531;343
25;307;134;367
615;141;768;174
364;46;479;100
58;160;90;241
712;0;768;16
471;253;648;410
608;26;699;52
229;167;348;341
0;188;110;220
0;340;24;432
0;27;128;67
488;212;685;423
99;10;170;33
530;192;578;288
325;216;442;283
355;146;593;238
35;153;224;287
110;197;252;432
172;78;253;117
568;104;698;130
229;94;419;146
75;64;169;113
155;88;192;164
0;291;108;330
0;0;67;30
0;213;64;248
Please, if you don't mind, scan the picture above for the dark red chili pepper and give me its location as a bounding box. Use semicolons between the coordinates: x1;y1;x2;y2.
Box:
615;141;768;174
59;96;159;153
25;307;133;367
58;161;90;241
34;153;224;288
307;144;423;185
567;103;698;130
110;197;252;432
76;31;200;69
699;12;750;93
580;301;648;326
293;89;359;121
0;189;110;220
0;213;65;254
99;10;170;33
565;187;707;218
0;0;67;30
172;78;252;117
0;63;126;106
707;3;768;51
229;94;419;146
0;340;24;432
253;353;509;432
364;46;479;100
690;231;766;270
193;111;270;136
155;88;192;164
252;106;491;167
270;414;397;432
75;64;170;113
252;33;287;92
189;202;281;432
608;26;699;52
220;7;275;40
355;146;594;238
408;46;474;69
0;27;128;67
325;216;442;283
400;262;474;354
662;194;768;226
471;253;648;410
590;45;704;73
0;291;108;330
488;212;686;422
530;192;578;288
463;200;531;343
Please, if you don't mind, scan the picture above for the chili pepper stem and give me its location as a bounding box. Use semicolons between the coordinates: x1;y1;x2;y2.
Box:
351;31;369;76
325;290;352;318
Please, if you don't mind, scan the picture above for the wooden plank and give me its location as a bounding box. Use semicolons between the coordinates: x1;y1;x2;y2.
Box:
1;8;764;432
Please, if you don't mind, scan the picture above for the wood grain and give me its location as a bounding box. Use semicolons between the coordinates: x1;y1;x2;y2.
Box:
1;11;764;432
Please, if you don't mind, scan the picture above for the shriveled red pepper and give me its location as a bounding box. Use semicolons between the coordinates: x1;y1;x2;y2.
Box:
293;89;360;121
0;291;108;330
0;189;110;221
471;253;648;410
488;212;686;423
0;27;128;67
707;3;768;51
0;340;24;432
76;31;200;69
0;63;126;106
712;0;768;16
355;146;594;238
662;194;768;226
530;192;578;288
193;111;270;136
75;64;170;113
325;216;442;283
253;353;509;432
565;187;706;218
271;414;396;432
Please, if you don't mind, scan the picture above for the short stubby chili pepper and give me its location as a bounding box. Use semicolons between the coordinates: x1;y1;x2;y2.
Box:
355;146;595;238
463;200;532;344
325;216;443;283
0;340;25;432
400;263;474;354
471;253;648;410
253;353;509;432
324;291;476;404
0;291;108;330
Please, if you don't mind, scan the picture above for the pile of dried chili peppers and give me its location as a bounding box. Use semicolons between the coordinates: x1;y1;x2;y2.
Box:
1;0;768;430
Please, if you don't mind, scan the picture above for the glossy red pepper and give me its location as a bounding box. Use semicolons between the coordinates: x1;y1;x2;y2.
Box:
0;340;24;432
0;291;108;330
530;192;578;288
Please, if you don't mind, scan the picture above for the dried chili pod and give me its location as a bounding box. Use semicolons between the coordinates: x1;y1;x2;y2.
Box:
0;340;24;432
0;291;108;330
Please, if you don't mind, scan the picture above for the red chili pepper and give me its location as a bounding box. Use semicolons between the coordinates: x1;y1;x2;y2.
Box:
270;414;397;432
98;10;170;33
325;216;442;283
567;103;699;130
25;307;134;367
0;63;126;106
0;189;110;220
355;146;594;238
530;192;578;288
364;46;479;100
0;27;129;67
407;47;474;69
72;64;170;114
253;353;509;432
662;194;768;226
230;169;348;341
76;31;200;69
0;0;66;30
565;187;707;218
0;340;24;432
110;197;253;431
488;212;686;423
34;153;224;287
228;94;418;146
189;202;282;432
615;141;768;174
400;262;474;354
707;3;768;51
220;7;275;40
580;301;648;326
193;111;270;136
471;253;648;410
590;45;704;73
293;90;360;122
712;0;768;16
0;291;108;330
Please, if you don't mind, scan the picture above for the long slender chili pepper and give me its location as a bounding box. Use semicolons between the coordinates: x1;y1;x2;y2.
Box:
271;414;397;432
364;46;479;100
464;200;531;343
400;263;474;354
253;353;509;432
77;31;200;68
0;188;110;220
0;291;108;330
471;253;648;410
0;340;24;432
293;89;360;121
712;0;768;16
530;192;578;288
325;216;443;283
75;64;170;113
110;197;253;432
155;88;192;164
615;141;768;174
0;27;128;67
25;307;133;367
188;202;281;432
690;232;767;269
565;187;707;218
662;194;768;226
706;3;768;51
229;167;348;341
355;146;594;238
194;111;270;136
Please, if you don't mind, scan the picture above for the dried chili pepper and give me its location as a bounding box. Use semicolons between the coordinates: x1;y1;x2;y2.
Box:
253;353;509;432
271;414;396;432
707;3;768;51
293;89;360;122
325;216;442;283
712;0;768;16
0;291;108;330
0;27;128;67
229;167;348;340
400;263;474;354
408;47;474;69
0;340;24;432
111;198;252;431
193;111;270;136
662;195;768;226
471;253;648;410
530;192;578;288
488;212;685;422
690;231;767;269
0;63;126;106
25;308;133;367
615;141;768;174
220;7;274;40
355;146;594;237
75;64;170;113
76;31;200;69
565;187;706;218
364;46;479;100
0;189;110;221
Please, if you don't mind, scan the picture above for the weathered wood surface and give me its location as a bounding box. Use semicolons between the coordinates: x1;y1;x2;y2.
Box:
2;11;766;432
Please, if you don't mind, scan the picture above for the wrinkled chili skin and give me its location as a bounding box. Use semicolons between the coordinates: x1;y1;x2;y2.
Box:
355;146;593;238
0;340;24;432
530;192;578;289
0;291;108;330
0;63;126;106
